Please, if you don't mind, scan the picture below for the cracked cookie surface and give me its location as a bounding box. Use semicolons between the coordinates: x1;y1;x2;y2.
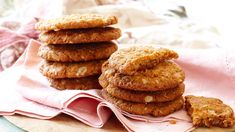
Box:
35;14;118;31
108;46;178;75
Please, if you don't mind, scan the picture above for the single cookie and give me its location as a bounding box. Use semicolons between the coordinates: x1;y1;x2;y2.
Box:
35;14;118;31
104;83;185;103
103;61;185;91
102;90;184;117
39;27;121;44
38;41;117;62
108;46;178;75
48;75;102;90
99;71;184;102
39;59;105;79
185;95;235;128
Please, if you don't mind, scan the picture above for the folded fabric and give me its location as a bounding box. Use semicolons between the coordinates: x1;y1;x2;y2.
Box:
0;18;39;71
0;39;234;131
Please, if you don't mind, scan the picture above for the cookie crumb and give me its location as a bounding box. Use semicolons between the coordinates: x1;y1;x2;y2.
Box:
169;119;177;124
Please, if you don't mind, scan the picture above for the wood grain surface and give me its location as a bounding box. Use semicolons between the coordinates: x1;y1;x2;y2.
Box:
4;114;235;132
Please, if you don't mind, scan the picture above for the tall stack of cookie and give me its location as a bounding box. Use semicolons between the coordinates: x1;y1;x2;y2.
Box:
99;46;185;117
35;14;121;90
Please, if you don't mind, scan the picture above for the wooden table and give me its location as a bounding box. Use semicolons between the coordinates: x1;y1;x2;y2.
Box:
4;114;235;132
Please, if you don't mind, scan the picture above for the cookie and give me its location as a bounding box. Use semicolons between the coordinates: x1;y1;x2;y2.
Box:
39;59;105;78
39;27;121;44
35;14;118;31
108;46;178;75
48;75;102;90
104;83;185;103
38;41;117;62
103;61;185;91
102;90;184;117
185;95;235;128
99;71;185;102
99;73;109;88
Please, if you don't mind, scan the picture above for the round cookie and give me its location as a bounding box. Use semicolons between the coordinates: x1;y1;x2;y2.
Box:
39;59;105;79
108;46;178;75
104;83;185;103
48;76;102;90
35;14;118;31
39;27;121;44
102;90;184;117
38;42;117;62
99;72;185;102
102;61;185;91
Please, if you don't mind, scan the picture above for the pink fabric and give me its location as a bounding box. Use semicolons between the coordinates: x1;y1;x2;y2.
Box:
0;40;235;131
0;18;39;71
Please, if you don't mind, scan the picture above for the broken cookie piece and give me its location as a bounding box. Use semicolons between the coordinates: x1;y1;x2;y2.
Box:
108;46;179;75
185;95;235;128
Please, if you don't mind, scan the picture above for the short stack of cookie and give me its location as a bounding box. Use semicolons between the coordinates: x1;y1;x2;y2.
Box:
35;14;121;90
99;46;185;117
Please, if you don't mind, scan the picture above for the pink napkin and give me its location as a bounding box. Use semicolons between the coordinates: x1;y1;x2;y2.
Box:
0;40;235;132
0;18;39;71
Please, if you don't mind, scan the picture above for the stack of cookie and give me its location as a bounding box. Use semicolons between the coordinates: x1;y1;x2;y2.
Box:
35;14;121;90
99;46;185;117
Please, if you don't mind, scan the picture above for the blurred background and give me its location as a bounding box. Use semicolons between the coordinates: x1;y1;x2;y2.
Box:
1;0;235;70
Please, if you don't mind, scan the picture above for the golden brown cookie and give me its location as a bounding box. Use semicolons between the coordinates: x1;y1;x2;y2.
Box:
39;27;121;44
35;14;118;31
98;73;109;88
38;41;117;62
39;60;105;79
185;95;235;128
102;90;184;117
104;83;185;103
48;75;102;90
108;46;178;75
102;61;185;91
